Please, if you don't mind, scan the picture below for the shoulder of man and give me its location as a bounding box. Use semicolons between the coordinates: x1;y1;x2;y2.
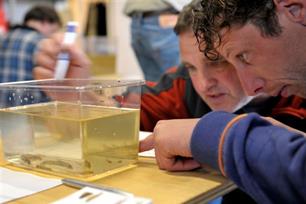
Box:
272;96;306;132
143;64;190;93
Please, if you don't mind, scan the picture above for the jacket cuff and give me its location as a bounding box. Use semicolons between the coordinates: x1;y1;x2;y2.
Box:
190;111;236;170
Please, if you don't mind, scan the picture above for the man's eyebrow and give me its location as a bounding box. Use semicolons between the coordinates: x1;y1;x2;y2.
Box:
203;54;225;62
181;61;194;66
216;55;226;62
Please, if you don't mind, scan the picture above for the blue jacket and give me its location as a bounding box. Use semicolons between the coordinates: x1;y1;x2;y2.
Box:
191;111;306;204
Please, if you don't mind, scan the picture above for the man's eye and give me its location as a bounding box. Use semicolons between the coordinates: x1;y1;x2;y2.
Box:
237;53;249;64
186;66;196;74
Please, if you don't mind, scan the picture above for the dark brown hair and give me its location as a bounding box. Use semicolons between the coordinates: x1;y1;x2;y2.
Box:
174;0;201;35
193;0;282;60
23;5;62;26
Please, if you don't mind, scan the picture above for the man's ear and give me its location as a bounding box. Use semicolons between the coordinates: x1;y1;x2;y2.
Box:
273;0;306;25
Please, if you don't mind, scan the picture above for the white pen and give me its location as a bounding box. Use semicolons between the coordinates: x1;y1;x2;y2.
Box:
54;21;78;80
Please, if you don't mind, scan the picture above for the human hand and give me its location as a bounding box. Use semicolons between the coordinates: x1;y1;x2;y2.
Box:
33;33;91;80
140;118;201;171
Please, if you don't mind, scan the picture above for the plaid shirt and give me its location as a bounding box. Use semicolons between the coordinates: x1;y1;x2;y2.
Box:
0;25;43;82
0;26;48;108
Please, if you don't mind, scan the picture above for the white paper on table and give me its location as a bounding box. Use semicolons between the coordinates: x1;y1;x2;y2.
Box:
52;187;151;204
138;131;155;157
52;186;126;204
0;167;62;203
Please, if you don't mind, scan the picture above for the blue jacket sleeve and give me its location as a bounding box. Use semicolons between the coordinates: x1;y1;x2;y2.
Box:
190;111;306;204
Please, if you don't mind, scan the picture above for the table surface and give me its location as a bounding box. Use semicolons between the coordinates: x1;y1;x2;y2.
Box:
1;155;236;204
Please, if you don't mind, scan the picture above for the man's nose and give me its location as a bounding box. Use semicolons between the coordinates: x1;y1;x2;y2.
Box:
199;73;217;91
237;70;265;96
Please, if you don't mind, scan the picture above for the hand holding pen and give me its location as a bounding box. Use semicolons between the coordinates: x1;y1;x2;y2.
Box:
33;24;91;81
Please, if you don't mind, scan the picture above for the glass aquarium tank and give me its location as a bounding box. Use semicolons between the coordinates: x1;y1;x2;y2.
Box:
0;79;143;178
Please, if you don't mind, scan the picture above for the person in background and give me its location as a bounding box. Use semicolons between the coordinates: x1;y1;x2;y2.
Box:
0;5;61;83
141;0;306;203
123;0;191;82
0;5;61;108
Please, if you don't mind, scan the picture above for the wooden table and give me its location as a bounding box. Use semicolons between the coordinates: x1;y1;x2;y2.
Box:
2;156;236;204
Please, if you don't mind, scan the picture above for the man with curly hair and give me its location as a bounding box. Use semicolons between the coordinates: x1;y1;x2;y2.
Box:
193;0;306;98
